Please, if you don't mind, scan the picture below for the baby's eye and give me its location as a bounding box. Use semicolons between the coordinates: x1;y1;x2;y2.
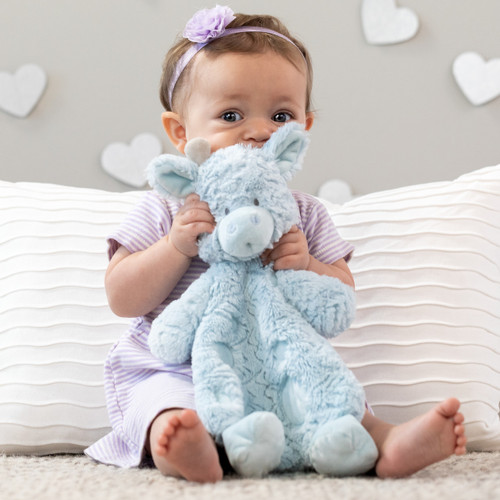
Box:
272;112;292;123
221;111;242;122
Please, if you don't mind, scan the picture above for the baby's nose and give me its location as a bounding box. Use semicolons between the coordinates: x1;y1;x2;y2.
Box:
244;119;277;145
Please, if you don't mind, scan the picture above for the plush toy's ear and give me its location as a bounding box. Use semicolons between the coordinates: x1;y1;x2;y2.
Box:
147;154;198;200
264;122;310;181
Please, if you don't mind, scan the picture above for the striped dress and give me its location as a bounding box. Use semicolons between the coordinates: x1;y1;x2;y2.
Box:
85;189;354;467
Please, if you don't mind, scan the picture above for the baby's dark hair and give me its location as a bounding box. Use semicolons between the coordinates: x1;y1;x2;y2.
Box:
160;13;313;113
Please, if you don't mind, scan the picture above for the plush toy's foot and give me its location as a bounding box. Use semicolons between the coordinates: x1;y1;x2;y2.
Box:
309;415;378;476
222;411;285;477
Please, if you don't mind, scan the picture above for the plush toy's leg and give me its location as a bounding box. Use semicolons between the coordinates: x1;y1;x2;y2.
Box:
222;411;285;477
309;415;378;476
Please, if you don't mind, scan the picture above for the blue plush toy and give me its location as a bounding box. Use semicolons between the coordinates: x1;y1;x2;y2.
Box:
147;123;378;477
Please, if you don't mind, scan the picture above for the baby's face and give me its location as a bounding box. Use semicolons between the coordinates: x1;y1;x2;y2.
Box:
181;50;313;152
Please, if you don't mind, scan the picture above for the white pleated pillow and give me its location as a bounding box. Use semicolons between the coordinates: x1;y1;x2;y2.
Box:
1;165;499;455
329;165;500;451
0;181;142;454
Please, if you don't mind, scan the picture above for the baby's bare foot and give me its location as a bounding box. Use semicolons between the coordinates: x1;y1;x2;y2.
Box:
375;398;466;478
149;409;223;483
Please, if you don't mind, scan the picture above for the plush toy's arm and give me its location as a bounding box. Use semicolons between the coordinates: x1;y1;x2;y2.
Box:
148;273;212;364
276;269;356;338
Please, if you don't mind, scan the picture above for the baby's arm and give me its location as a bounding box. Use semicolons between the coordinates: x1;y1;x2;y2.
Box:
261;225;355;287
105;194;215;318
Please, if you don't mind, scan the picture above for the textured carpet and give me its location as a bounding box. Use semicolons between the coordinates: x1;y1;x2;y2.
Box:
2;452;499;500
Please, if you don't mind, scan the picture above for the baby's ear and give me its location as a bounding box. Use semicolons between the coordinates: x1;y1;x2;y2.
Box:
147;154;198;200
264;122;310;181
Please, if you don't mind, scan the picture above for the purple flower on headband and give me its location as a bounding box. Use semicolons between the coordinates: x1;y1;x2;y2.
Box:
183;5;236;43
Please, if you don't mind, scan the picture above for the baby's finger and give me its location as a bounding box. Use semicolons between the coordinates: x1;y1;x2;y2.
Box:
260;248;272;266
183;194;212;212
193;221;215;235
184;193;200;204
178;202;214;226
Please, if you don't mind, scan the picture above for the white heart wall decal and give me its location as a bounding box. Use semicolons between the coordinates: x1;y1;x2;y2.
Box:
0;64;47;118
317;179;353;205
361;0;419;45
453;52;500;106
101;133;162;188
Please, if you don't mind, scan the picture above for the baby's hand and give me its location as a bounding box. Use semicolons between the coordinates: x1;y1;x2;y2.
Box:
261;225;310;271
169;194;215;257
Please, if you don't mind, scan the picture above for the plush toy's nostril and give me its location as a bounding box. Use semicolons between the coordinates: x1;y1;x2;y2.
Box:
226;223;237;235
250;214;260;225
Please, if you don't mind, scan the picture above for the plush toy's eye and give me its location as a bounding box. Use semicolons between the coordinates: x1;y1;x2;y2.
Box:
225;208;230;215
253;199;260;206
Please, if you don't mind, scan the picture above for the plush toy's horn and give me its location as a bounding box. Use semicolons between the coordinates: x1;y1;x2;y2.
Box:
185;138;211;165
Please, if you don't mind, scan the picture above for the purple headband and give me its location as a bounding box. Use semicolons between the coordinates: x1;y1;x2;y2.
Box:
168;5;305;106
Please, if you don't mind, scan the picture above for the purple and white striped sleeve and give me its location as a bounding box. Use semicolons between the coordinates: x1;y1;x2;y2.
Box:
293;191;354;264
107;191;179;260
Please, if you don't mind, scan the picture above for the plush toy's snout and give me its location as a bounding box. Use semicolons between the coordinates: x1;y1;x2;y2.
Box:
218;205;274;259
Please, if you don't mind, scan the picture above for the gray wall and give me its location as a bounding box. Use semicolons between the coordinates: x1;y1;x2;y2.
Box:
1;1;499;196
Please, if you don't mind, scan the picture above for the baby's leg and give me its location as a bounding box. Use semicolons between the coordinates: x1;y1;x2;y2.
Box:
363;398;467;478
148;408;223;483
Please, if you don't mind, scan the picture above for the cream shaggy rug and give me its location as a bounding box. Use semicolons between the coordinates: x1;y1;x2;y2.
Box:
2;452;499;500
